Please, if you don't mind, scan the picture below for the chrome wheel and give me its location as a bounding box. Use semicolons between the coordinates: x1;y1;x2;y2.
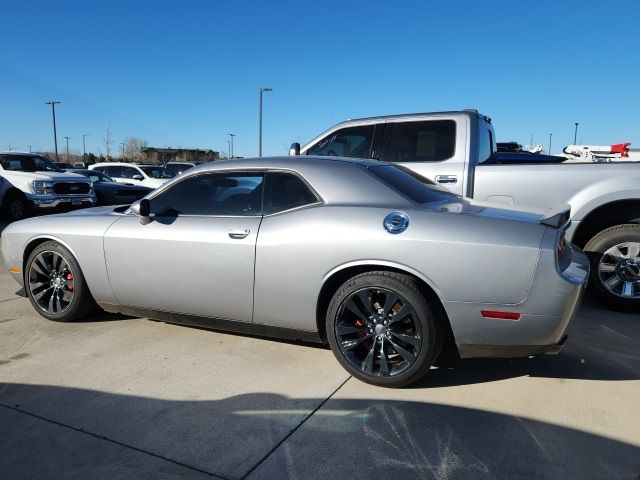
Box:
28;250;76;315
335;287;422;378
598;242;640;299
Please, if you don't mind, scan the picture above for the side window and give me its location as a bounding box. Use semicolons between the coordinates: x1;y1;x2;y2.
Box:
306;125;375;159
149;172;264;216
263;172;318;214
92;166;105;173
387;120;456;163
122;167;140;179
105;166;123;177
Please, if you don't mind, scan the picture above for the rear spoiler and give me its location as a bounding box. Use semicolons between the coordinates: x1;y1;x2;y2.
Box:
539;204;571;229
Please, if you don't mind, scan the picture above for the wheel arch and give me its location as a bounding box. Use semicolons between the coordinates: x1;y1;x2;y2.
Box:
315;262;455;350
22;235;81;273
571;199;640;248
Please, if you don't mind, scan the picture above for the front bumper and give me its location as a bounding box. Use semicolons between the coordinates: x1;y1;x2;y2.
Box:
28;195;96;210
446;243;590;359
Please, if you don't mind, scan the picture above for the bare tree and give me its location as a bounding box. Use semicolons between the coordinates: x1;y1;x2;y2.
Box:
104;127;113;160
123;137;149;162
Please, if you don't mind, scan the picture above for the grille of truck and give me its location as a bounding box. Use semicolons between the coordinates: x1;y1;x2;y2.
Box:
53;182;92;195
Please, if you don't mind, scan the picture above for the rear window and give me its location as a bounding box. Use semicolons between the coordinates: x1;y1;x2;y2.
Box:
387;120;456;163
369;165;458;204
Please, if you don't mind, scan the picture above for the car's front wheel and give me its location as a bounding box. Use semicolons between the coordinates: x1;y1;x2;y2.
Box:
25;241;96;321
584;224;640;312
4;191;30;221
326;271;442;387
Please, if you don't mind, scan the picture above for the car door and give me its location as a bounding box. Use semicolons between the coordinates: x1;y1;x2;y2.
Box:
380;119;467;196
103;170;264;322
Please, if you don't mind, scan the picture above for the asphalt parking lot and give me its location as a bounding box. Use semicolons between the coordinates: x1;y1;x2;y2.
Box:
0;221;638;480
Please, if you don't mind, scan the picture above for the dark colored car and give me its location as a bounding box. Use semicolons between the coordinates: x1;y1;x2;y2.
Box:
484;152;567;165
67;169;152;206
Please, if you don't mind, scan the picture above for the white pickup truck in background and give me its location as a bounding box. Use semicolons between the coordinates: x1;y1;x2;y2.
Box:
290;110;640;311
0;152;96;221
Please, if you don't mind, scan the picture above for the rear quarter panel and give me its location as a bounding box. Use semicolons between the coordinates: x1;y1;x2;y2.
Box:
253;205;545;331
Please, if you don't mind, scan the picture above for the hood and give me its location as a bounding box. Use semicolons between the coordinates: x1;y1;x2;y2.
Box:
420;198;546;225
0;170;88;182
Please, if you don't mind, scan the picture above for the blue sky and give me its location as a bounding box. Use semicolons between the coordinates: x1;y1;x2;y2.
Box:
1;0;639;157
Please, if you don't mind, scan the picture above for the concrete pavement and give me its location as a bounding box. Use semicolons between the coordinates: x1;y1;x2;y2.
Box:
0;221;638;479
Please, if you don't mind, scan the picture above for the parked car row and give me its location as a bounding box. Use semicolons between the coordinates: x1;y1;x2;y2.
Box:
0;154;200;221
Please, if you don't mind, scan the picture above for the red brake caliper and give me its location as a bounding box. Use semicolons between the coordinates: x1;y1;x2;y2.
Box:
66;273;74;291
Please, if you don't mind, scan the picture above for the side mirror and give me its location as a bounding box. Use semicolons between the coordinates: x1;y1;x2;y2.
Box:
130;199;151;224
132;174;144;181
289;142;301;156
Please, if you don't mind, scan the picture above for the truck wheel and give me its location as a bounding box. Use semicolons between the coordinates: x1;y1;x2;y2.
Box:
584;224;640;312
326;271;443;387
4;191;30;221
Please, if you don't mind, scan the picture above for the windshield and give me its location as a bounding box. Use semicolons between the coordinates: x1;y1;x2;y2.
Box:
165;163;194;175
0;154;61;173
369;165;459;204
140;166;173;178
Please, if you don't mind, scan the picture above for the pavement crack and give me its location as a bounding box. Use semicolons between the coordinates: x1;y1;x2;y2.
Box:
240;375;352;480
0;402;228;479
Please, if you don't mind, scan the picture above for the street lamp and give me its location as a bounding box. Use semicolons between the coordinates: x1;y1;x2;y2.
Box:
227;140;231;159
63;136;71;162
229;133;235;158
82;133;91;157
548;133;552;155
46;100;60;161
258;87;272;156
120;142;125;160
574;122;579;144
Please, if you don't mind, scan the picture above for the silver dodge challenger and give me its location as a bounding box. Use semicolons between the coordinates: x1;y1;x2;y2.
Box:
1;157;589;387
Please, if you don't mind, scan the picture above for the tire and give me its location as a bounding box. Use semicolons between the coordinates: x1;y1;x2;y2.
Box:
25;241;97;321
583;224;640;312
326;271;442;387
4;191;30;221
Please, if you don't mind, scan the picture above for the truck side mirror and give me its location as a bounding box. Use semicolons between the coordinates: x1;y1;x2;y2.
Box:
289;142;301;156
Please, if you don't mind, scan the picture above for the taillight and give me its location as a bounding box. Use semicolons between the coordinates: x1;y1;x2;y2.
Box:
557;233;567;259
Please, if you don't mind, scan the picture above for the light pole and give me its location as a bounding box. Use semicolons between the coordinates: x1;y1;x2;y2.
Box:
229;133;235;158
258;87;272;156
227;140;231;159
28;145;32;153
548;133;552;155
82;133;90;157
46;100;60;161
530;134;533;147
574;122;579;144
63;136;71;162
120;142;125;160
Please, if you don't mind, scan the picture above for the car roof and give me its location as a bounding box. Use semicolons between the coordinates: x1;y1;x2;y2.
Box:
164;156;414;207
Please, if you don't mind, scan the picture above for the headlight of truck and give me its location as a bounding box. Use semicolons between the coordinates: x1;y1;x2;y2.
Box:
31;181;54;195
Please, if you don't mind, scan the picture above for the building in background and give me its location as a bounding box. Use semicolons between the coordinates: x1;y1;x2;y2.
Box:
140;147;219;164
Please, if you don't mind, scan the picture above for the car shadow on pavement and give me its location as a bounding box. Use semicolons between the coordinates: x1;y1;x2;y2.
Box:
0;384;638;480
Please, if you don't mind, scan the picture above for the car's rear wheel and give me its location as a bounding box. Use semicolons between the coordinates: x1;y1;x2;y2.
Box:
326;271;442;387
584;224;640;312
25;241;97;321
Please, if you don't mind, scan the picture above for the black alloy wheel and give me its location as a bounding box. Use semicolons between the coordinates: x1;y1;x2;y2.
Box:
327;271;442;387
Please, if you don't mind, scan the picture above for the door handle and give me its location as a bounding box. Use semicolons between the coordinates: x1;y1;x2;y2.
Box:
435;175;458;184
228;228;250;239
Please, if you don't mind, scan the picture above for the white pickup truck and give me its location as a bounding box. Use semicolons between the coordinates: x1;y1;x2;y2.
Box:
0;152;96;221
289;110;640;311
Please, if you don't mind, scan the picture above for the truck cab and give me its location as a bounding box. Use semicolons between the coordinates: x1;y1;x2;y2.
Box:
292;110;495;198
